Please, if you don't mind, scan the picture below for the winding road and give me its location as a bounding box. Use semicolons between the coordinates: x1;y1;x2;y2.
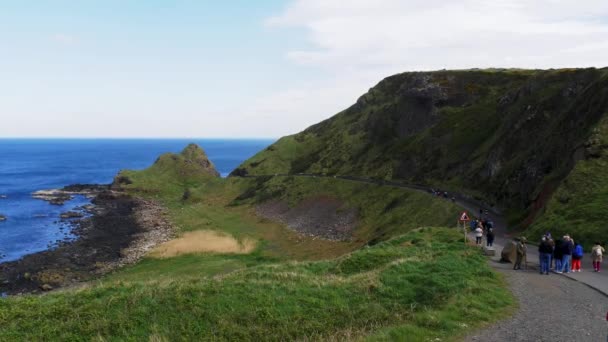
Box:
237;173;608;340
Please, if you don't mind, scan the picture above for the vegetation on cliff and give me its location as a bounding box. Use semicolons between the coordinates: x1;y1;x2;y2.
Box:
232;68;608;244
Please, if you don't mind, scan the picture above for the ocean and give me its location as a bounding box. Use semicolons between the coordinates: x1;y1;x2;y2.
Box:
0;139;273;262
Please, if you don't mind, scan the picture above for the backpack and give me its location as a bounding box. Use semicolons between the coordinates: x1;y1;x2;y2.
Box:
574;245;583;257
592;246;603;257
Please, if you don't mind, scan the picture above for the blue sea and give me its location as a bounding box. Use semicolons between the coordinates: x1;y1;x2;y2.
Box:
0;139;273;262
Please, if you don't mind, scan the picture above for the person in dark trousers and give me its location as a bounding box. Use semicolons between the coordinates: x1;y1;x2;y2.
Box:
559;235;574;274
553;239;564;272
538;236;553;275
486;228;495;247
514;237;527;270
546;233;555;269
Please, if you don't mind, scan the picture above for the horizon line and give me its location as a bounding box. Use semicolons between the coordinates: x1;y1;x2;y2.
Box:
0;136;279;140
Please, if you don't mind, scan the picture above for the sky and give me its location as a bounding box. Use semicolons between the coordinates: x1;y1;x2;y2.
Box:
1;0;607;138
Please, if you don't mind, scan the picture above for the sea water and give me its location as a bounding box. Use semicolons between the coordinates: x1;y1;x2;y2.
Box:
0;139;273;262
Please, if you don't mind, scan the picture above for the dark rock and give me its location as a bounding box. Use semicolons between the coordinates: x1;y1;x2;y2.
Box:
60;211;84;219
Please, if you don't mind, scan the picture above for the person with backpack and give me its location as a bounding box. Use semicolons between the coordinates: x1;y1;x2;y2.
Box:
486;228;495;247
538;236;553;275
470;219;477;232
572;241;584;272
591;242;605;272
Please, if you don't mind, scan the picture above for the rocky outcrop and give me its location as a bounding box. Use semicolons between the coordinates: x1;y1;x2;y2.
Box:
60;211;84;219
179;144;221;177
256;196;358;241
32;185;110;205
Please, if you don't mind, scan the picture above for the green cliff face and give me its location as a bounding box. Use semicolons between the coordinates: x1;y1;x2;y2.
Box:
233;68;608;243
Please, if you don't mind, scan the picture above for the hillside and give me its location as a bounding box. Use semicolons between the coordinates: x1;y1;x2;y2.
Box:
0;143;514;341
232;68;608;245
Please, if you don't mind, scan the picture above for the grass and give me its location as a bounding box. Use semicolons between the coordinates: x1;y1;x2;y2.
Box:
0;144;515;340
233;68;608;231
526;115;608;249
0;228;513;341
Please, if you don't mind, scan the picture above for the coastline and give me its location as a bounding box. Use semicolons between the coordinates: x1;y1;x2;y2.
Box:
0;188;173;295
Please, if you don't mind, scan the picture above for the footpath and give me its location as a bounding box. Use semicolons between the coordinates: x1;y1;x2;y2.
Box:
241;173;608;296
455;195;608;297
239;174;608;340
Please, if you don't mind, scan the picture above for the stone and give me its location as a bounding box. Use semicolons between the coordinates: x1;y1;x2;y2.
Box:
40;284;53;291
501;240;517;263
483;246;496;256
60;211;84;219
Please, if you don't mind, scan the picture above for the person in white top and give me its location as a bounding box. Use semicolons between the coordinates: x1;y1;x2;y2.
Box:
475;226;483;245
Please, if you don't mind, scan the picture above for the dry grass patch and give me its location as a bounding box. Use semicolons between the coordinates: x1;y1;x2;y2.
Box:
149;230;256;258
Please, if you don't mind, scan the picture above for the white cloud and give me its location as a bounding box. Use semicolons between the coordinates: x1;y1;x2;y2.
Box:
51;33;77;45
254;0;608;136
268;0;608;71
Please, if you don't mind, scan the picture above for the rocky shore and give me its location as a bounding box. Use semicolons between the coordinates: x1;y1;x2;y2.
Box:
0;188;173;295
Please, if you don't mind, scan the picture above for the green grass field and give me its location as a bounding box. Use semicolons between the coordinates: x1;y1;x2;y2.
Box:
0;228;513;341
0;145;514;341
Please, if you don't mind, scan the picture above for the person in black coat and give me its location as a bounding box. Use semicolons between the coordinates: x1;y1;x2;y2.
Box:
486;228;495;247
553;239;564;272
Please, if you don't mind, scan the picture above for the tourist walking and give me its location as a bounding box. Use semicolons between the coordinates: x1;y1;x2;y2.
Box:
475;226;483;245
591;242;605;272
514;237;527;270
538;236;553;275
554;238;564;272
486;228;495;247
572;242;583;272
546;233;555;269
560;235;574;274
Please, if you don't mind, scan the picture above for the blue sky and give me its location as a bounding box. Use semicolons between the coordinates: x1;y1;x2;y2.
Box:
1;1;607;138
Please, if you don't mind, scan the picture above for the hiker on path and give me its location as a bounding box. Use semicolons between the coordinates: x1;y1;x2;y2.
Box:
554;238;564;272
486;228;495;247
559;235;574;274
538;236;553;275
514;237;527;270
546;233;555;269
591;242;605;272
470;219;477;232
572;242;584;272
475;226;483;245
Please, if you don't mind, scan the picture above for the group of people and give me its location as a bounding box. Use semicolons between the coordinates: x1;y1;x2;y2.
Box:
537;233;605;274
471;218;495;247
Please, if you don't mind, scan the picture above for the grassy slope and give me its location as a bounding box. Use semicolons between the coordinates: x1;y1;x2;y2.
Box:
0;144;514;340
234;68;608;239
0;228;513;341
526;115;608;248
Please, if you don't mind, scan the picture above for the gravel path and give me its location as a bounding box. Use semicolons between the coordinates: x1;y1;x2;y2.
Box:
465;259;607;342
